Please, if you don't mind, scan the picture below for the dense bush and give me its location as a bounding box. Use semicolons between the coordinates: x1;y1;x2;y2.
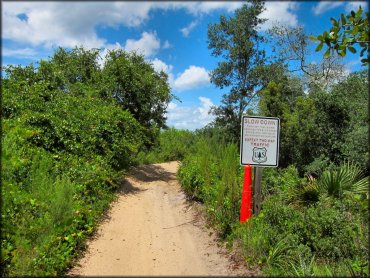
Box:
2;118;122;276
258;70;368;175
135;128;195;164
178;132;369;276
1;47;171;276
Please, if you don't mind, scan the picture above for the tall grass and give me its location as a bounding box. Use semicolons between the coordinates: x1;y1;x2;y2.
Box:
1;120;119;276
177;133;369;276
178;136;242;238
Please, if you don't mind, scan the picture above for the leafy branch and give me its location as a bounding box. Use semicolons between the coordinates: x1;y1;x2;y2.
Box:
311;6;369;65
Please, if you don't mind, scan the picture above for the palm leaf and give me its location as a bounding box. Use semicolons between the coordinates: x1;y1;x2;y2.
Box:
318;161;369;199
349;177;369;195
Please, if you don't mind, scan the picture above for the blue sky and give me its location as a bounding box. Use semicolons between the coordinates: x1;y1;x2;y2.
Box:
2;1;368;130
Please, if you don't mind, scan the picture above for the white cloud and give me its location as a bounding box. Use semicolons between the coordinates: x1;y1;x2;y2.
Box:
312;2;343;15
150;58;175;86
3;1;301;55
187;2;244;15
2;1;251;52
180;20;198;37
167;102;178;110
124;31;160;58
345;1;368;13
166;97;215;130
151;58;173;74
173;66;210;91
197;97;214;121
3;2;108;48
2;2;238;51
2;2;167;50
261;2;299;30
2;47;39;59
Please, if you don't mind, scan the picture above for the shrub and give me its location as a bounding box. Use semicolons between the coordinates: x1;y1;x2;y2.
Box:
1;47;160;276
135;128;195;164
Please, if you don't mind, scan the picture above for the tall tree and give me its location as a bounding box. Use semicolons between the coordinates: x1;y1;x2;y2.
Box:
207;1;266;141
101;49;172;148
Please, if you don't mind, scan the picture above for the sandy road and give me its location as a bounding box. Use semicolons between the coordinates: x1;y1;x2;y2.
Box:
68;161;250;276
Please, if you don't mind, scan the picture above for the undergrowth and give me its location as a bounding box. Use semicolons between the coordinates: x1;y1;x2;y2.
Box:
177;135;369;276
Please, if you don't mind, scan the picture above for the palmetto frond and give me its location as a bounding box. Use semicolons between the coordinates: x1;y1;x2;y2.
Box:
318;161;369;199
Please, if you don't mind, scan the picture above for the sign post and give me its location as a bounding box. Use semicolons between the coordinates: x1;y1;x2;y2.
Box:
239;116;280;222
253;167;263;215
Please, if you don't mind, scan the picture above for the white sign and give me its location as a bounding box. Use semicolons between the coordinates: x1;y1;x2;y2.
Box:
240;116;280;167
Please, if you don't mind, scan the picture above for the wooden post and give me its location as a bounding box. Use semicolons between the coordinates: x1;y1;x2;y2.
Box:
253;167;263;215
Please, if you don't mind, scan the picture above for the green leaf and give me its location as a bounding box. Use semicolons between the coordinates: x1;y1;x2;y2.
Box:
324;48;331;59
348;46;357;53
341;14;347;25
330;17;338;26
315;42;324;52
309;35;319;41
352;26;359;35
355;7;363;17
339;47;347;57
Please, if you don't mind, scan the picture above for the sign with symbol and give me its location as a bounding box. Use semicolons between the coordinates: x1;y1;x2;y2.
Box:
252;147;267;163
240;116;280;167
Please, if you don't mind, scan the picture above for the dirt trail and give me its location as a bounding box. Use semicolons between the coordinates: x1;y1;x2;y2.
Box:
68;161;251;276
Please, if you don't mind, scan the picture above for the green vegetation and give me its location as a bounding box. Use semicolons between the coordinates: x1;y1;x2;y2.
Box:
174;3;369;276
1;2;368;277
1;47;171;276
311;6;369;64
135;128;195;165
207;1;267;141
177;134;368;276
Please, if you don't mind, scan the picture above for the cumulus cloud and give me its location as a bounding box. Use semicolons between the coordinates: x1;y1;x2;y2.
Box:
3;2;108;48
166;97;215;130
173;66;210;91
261;2;299;30
197;97;214;121
312;2;343;15
3;1;301;54
180;20;198;37
150;58;175;86
3;1;239;50
151;58;173;73
124;31;160;57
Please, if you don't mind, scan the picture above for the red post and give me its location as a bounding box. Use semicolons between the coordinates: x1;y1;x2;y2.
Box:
240;165;252;223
